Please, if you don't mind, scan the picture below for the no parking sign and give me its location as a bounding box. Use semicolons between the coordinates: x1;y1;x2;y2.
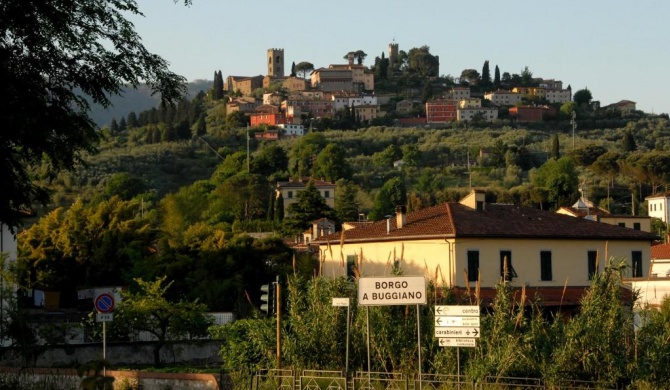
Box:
94;293;115;322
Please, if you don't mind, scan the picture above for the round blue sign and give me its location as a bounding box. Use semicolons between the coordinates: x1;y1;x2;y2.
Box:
94;293;115;313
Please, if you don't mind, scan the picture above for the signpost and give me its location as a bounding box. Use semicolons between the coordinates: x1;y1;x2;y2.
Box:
332;297;350;376
434;305;482;381
359;276;427;390
94;292;117;374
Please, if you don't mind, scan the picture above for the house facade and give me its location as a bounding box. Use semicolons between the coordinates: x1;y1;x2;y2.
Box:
426;99;457;123
484;90;522;106
278;123;305;137
276;178;336;216
646;192;670;224
314;190;657;307
457;107;498;122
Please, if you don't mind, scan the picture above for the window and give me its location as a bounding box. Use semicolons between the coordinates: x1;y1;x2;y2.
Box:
500;250;516;281
287;191;293;199
633;222;641;231
346;255;357;280
618;222;626;228
467;251;479;282
476;201;484;211
588;251;598;280
632;251;642;277
324;191;330;198
540;251;552;281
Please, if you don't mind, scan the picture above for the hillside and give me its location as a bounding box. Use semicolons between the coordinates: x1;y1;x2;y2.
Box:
88;80;213;128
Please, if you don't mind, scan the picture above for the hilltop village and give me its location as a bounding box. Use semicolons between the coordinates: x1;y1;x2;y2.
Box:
220;44;636;140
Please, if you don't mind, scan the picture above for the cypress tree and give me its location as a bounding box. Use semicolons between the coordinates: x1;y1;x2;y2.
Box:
110;118;119;133
127;111;138;128
118;117;127;131
551;132;560;159
494;65;501;89
481;60;491;88
290;61;296;77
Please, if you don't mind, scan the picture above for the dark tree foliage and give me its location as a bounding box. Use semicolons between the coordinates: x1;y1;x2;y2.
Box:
573;88;593;108
493;65;501;89
621;130;637;152
284;181;338;232
212;70;224;100
0;0;186;229
290;61;296;77
551;133;560;159
126;111;139;128
481;60;491;88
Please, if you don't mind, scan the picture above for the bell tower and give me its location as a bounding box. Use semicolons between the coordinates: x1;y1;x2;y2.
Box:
267;48;285;78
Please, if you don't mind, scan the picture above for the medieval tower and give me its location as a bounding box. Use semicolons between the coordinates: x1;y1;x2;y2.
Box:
388;42;399;66
267;48;285;78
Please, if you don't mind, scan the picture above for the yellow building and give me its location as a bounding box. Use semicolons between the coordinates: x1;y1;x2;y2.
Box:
314;190;657;308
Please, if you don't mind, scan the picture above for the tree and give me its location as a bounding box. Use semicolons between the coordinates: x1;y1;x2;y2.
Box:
335;180;360;222
290;61;296;77
551;133;560;159
520;66;534;86
344;50;367;65
211;173;272;222
225;111;249;129
531;157;579;207
407;46;439;77
459;69;481;86
493;65;501;89
569;144;607;167
481;60;491;88
284;181;337;232
295;61;315;79
369;177;407;221
573;88;593;108
420;80;434;103
212;70;224;100
374;52;389;80
315;143;352;182
621;130;637;152
110;118;120;133
113;277;213;367
252;143;289;177
103;172;146;201
126;111;139;128
0;0;187;230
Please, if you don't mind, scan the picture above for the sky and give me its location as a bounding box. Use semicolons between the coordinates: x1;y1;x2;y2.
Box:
129;0;670;114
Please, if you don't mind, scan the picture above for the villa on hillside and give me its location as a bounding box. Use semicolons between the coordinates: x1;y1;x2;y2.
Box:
557;197;651;232
276;178;335;217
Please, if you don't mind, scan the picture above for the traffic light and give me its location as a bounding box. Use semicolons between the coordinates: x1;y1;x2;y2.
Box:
260;284;272;314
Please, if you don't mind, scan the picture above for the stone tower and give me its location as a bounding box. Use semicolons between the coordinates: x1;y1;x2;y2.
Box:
388;42;399;66
267;48;284;78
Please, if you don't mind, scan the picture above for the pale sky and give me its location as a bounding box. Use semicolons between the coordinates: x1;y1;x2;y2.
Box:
129;0;669;114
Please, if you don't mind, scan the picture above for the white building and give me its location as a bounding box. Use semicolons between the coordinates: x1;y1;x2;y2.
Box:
278;123;305;137
457;107;498;122
331;94;377;112
484;90;522;106
646;192;670;224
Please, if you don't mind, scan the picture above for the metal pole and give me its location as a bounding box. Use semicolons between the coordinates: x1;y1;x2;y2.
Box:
416;305;422;390
276;276;281;369
346;303;350;377
366;306;371;380
103;321;107;376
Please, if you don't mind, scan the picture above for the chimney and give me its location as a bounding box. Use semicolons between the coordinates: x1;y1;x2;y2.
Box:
348;52;354;65
395;205;407;229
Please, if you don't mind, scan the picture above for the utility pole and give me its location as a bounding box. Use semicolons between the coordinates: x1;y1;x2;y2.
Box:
276;275;281;369
246;124;250;173
571;110;577;150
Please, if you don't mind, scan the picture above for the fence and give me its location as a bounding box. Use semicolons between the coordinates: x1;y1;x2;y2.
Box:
250;370;618;390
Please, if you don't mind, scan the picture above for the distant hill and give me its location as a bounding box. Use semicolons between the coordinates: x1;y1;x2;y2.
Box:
88;80;212;127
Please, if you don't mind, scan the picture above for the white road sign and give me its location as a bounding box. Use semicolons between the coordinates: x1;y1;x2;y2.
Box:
435;305;480;316
439;338;476;348
435;327;480;338
358;276;426;306
96;313;114;322
435;316;481;327
332;297;350;307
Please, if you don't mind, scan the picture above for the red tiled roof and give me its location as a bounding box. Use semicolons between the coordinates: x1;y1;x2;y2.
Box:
452;285;633;307
645;191;670;200
651;242;670;260
314;202;658;244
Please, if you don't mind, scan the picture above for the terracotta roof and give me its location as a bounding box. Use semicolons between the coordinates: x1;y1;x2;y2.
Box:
314;202;658;244
645;191;670;200
558;206;610;218
651;242;670;260
277;178;335;189
452;285;633;307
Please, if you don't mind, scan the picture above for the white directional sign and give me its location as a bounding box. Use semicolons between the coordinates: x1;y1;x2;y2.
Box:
438;338;476;348
435;326;480;338
435;305;480;316
332;297;350;307
435;316;480;327
358;276;426;306
96;313;114;322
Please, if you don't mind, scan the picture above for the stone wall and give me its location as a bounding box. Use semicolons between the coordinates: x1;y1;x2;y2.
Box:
0;340;222;367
